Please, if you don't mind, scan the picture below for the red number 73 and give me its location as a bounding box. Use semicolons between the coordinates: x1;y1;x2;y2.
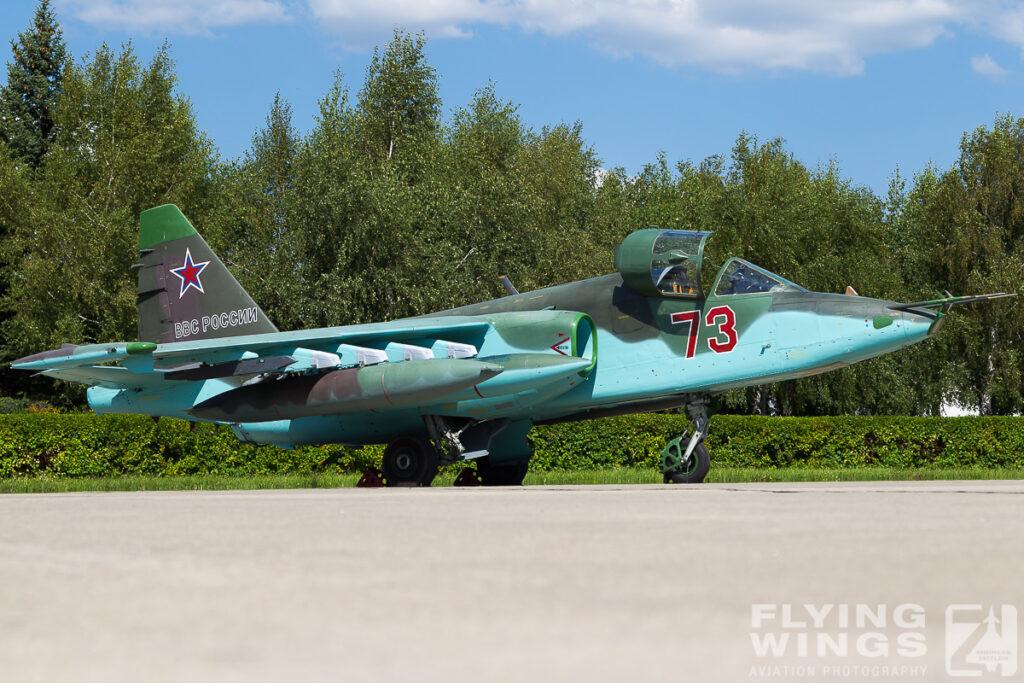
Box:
670;305;738;358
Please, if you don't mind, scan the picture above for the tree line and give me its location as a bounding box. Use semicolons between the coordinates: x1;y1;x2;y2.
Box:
1;1;1022;415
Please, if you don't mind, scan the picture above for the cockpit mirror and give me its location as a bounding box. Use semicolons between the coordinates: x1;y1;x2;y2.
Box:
663;250;688;265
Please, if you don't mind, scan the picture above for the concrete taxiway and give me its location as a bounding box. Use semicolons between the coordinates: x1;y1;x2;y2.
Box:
0;481;1021;682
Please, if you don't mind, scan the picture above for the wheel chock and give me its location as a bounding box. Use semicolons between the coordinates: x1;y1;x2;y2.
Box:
453;467;481;487
357;467;385;488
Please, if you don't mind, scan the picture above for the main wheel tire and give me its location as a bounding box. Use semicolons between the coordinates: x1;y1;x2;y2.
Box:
475;457;529;486
382;437;439;487
663;442;710;484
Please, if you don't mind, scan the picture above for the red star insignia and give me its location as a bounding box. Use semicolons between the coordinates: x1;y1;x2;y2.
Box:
169;248;211;299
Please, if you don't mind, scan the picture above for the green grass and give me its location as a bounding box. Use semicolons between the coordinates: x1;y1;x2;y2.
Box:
527;466;1024;485
1;466;1022;493
0;473;363;494
710;466;1024;483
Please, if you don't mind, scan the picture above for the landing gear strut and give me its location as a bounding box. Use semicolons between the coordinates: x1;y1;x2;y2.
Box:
660;397;711;484
380;418;535;487
425;416;533;486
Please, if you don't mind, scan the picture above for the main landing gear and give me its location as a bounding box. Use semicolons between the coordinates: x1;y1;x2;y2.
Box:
379;402;712;487
381;436;439;487
379;417;533;487
660;397;711;484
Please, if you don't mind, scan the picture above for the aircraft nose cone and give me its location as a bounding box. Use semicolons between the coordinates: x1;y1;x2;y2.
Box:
836;296;935;348
863;299;937;339
901;309;939;338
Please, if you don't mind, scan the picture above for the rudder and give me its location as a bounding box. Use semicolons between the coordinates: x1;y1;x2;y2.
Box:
136;205;278;343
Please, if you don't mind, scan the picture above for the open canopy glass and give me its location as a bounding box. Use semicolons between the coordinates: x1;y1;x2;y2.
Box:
615;229;713;298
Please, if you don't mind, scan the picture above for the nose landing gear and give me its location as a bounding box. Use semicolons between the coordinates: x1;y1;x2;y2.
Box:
660;398;711;484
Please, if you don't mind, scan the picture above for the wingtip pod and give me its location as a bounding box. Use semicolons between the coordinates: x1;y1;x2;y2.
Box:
10;343;79;369
11;342;156;371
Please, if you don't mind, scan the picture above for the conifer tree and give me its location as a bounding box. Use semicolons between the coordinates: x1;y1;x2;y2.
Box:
0;0;67;167
1;43;219;388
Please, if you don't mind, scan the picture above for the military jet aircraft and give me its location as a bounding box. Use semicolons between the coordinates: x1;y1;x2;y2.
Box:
11;205;1012;485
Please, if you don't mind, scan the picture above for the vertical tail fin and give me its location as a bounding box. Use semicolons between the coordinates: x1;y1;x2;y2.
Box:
135;205;278;343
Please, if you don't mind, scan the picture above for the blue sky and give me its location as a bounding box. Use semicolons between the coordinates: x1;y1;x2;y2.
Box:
3;1;1024;195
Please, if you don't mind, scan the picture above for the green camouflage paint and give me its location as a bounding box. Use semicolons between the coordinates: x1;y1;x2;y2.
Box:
136;205;278;343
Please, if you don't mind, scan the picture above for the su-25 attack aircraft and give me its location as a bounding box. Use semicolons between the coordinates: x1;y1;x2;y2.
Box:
12;205;1013;485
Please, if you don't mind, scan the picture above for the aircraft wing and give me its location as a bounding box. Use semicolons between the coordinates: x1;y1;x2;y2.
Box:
10;312;593;393
145;317;494;365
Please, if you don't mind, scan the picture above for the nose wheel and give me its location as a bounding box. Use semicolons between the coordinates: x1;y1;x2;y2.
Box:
661;441;711;483
660;397;711;484
382;436;439;487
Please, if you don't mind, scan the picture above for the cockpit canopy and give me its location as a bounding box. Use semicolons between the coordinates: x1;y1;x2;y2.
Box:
712;258;806;297
615;229;712;298
614;228;806;299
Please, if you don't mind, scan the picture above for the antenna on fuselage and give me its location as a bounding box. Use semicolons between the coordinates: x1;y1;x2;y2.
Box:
498;275;519;296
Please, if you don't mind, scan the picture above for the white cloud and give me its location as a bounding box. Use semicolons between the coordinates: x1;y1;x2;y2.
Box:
61;0;290;35
980;3;1024;56
309;0;968;74
62;0;1024;75
970;53;1009;79
306;0;488;45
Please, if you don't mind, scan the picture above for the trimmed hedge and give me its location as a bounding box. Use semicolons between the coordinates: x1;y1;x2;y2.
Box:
0;414;383;478
532;414;1024;470
2;413;1024;479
